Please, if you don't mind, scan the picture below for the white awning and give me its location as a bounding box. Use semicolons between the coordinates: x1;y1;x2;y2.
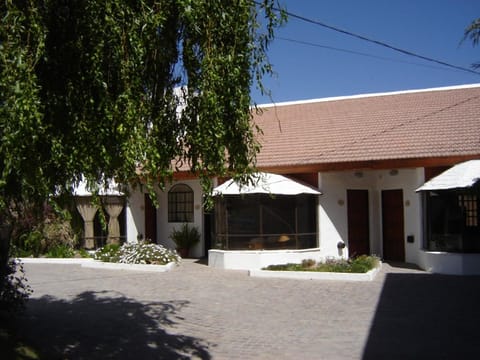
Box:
416;160;480;192
213;172;321;196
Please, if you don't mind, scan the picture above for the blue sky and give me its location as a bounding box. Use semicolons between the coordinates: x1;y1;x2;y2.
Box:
251;0;480;104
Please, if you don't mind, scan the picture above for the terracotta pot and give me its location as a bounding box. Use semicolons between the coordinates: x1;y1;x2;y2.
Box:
177;248;189;258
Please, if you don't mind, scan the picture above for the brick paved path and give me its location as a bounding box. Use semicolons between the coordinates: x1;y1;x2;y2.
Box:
18;260;480;359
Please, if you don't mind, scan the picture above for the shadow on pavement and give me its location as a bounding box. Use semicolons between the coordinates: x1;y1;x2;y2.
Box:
363;273;480;359
193;258;208;266
383;261;423;271
18;291;212;359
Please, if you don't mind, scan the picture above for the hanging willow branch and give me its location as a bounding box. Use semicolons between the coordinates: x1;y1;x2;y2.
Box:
0;0;286;209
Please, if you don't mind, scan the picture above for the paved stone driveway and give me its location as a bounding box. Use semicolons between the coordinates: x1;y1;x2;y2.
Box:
18;260;480;359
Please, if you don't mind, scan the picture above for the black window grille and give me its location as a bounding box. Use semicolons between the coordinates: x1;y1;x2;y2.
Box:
168;184;194;222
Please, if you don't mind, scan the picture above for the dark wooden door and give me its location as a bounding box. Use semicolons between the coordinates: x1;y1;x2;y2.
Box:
347;190;370;257
382;189;405;262
144;194;157;243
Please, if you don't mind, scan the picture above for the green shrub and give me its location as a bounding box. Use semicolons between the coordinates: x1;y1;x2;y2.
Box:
169;224;200;250
18;230;43;257
301;259;316;268
0;258;33;313
15;213;77;257
263;255;380;273
45;244;75;258
350;254;380;273
263;263;303;271
318;258;352;272
42;217;77;250
93;243;121;262
10;245;34;258
75;248;91;258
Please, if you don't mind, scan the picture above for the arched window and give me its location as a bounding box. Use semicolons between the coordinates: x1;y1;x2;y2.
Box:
168;184;194;222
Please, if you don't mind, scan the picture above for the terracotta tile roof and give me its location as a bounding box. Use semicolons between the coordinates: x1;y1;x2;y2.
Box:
253;84;480;171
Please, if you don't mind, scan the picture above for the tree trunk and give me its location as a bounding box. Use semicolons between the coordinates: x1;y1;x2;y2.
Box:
0;218;12;299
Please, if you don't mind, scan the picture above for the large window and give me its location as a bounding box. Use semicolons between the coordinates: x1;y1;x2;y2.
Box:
214;194;317;250
458;194;478;227
425;189;480;252
168;184;194;223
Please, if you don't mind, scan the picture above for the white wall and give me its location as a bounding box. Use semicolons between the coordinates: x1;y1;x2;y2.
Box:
126;188;145;244
318;168;425;265
319;170;379;259
418;251;480;275
126;168;427;266
156;179;204;257
209;248;323;270
125;179;205;257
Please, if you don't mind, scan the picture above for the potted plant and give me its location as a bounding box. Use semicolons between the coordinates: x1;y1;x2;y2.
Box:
169;223;200;258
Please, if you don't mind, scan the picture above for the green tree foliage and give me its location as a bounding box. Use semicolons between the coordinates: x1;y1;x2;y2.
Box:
1;0;285;205
0;0;285;308
463;18;480;69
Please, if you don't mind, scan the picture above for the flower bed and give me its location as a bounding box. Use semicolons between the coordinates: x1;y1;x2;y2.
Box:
263;255;380;273
79;241;182;272
250;256;381;281
93;241;180;265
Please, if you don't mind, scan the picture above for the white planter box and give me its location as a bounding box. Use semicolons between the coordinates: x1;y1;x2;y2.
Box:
208;248;325;270
249;263;381;281
20;258;95;265
81;260;177;272
20;257;177;272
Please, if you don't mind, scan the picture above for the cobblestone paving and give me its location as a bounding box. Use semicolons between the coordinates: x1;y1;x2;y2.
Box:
19;260;479;359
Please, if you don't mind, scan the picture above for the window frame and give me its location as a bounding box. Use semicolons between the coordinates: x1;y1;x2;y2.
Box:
214;194;317;250
424;188;480;252
168;184;194;223
458;194;478;227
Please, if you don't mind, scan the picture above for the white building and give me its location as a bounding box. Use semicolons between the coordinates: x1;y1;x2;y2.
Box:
109;84;480;274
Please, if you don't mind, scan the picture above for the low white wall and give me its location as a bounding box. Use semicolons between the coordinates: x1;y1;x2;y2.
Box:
418;251;480;275
249;264;381;281
81;261;177;272
208;248;324;270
